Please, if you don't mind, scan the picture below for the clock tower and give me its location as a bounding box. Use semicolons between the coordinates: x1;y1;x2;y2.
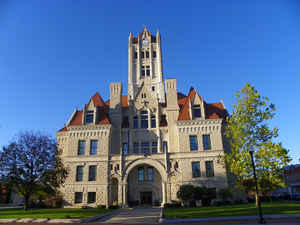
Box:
128;27;165;103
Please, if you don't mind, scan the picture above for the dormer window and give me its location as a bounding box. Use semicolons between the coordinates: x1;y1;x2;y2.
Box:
192;105;201;118
141;110;148;128
85;110;94;124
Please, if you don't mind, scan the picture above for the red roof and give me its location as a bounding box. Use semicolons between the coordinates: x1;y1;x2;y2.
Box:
69;111;83;126
105;96;128;108
92;92;106;107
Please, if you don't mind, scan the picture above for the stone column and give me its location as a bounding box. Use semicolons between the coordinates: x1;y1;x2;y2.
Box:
122;183;128;207
161;182;166;206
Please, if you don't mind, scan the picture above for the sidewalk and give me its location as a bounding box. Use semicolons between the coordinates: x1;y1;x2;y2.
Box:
160;213;300;224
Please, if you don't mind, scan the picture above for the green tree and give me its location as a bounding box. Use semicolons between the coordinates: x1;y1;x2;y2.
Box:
0;131;68;210
223;83;291;206
176;184;194;207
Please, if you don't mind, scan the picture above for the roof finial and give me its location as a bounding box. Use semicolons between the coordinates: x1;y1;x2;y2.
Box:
143;25;147;32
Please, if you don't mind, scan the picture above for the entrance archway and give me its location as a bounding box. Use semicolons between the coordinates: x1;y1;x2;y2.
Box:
123;159;167;207
127;164;162;206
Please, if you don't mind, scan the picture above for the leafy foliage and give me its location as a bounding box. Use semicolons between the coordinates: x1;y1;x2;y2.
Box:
0;131;68;210
176;184;194;203
222;83;291;201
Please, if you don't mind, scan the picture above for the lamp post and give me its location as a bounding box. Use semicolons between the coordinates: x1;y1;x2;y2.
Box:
249;150;266;224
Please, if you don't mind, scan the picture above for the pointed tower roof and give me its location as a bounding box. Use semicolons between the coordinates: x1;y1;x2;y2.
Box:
91;92;106;107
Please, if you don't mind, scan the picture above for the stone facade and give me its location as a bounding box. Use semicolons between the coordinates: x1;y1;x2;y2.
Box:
57;27;229;208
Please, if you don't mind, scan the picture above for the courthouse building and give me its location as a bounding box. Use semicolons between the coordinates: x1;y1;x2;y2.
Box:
57;27;229;207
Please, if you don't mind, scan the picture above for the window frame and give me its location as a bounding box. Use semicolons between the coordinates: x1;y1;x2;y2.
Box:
203;134;212;150
122;142;129;155
192;105;201;118
205;161;214;177
147;167;153;181
151;141;158;154
189;135;198;151
138;167;144;182
76;166;84;182
85;110;94;124
141;142;150;154
78;140;86;155
151;115;156;128
140;110;148;128
88;165;97;181
90;140;98;155
74;192;83;204
192;161;201;178
133;142;139;154
87;192;96;204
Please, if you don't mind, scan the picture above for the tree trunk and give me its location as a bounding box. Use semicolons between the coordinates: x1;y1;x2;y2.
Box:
255;192;259;207
24;194;30;211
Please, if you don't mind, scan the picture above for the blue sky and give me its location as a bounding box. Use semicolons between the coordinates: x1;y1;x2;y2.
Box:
0;0;299;163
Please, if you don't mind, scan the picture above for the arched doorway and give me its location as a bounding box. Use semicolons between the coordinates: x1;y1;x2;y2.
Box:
126;163;163;207
110;178;118;205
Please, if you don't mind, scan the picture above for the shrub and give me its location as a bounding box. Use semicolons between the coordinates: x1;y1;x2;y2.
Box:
217;188;233;202
44;196;64;208
97;205;106;209
177;184;194;206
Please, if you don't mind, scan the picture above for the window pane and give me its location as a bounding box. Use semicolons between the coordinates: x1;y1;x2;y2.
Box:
147;167;153;181
135;52;137;59
146;69;150;76
141;52;144;58
163;141;168;153
192;105;201;118
141;70;145;76
138;168;144;181
141;111;148;128
146;51;149;58
152;142;157;154
153;51;156;58
189;136;198;151
151;115;156;128
88;192;96;203
133;116;138;128
88;165;96;181
133;142;139;154
205;161;214;177
141;142;149;154
74;192;83;204
85;111;94;124
203;135;211;150
90;140;98;155
76;166;83;182
122;143;129;155
192;162;201;178
78;140;85;155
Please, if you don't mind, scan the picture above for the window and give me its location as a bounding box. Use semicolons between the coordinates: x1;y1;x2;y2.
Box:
160;114;167;126
138;167;144;181
147;167;153;181
134;52;138;59
141;66;145;77
133;116;138;128
78;140;86;155
141;142;150;154
205;161;214;177
146;65;150;76
189;135;198;151
90;140;98;155
74;192;83;204
122;116;129;128
163;141;168;153
122;143;129;155
88;165;96;181
152;142;157;154
146;51;149;58
88;192;96;203
203;135;211;150
192;105;201;118
192;162;201;178
85;110;94;124
152;86;155;91
153;51;156;58
141;51;144;58
141;110;148;128
133;142;139;154
76;166;83;182
151;115;156;128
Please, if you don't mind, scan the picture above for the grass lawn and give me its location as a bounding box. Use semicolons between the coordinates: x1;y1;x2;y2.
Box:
164;202;300;219
0;207;111;219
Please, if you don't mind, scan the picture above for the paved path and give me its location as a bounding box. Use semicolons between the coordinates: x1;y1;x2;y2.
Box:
93;207;161;224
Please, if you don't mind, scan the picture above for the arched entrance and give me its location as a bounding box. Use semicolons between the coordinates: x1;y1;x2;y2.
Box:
123;159;167;207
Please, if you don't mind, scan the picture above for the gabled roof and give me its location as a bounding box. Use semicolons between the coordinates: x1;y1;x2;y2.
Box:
91;92;106;107
177;87;227;121
58;92;110;132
